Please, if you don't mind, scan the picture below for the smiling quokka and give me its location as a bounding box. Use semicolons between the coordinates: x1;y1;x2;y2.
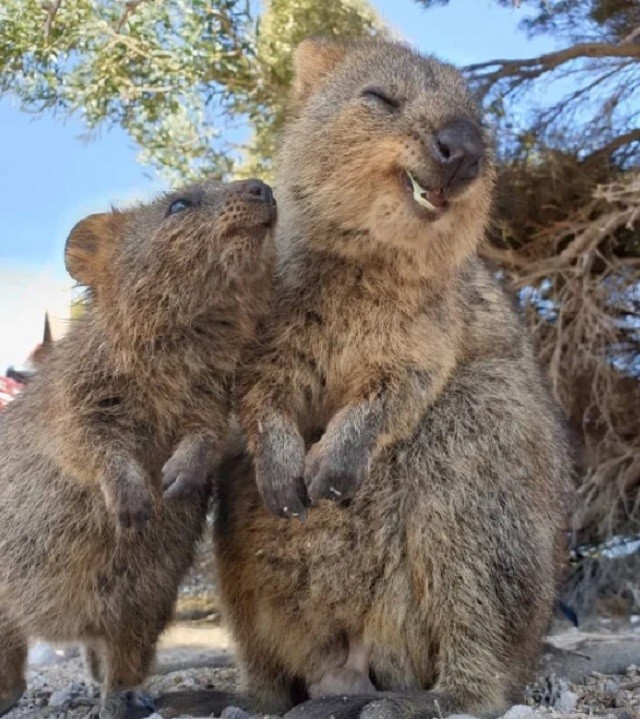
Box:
0;179;275;719
214;38;572;719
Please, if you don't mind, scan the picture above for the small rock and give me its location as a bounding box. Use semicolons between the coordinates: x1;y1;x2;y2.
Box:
177;677;197;688
59;645;80;659
445;715;479;719
613;691;628;708
604;679;620;693
221;707;252;719
556;689;578;712
502;706;535;719
28;642;59;665
48;686;76;708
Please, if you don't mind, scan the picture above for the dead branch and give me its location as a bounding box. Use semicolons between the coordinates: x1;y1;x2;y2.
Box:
488;170;640;544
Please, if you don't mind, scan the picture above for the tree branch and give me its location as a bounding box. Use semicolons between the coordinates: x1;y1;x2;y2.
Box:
584;129;640;164
466;40;640;95
42;0;63;40
115;0;145;34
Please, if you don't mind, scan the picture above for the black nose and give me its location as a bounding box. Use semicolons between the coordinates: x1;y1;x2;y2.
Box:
236;179;275;205
431;119;483;188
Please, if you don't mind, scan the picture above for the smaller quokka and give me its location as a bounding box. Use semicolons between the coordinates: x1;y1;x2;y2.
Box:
0;178;275;719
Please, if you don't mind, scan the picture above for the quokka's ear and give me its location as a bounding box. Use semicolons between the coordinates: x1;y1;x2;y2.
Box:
65;212;124;287
291;37;349;106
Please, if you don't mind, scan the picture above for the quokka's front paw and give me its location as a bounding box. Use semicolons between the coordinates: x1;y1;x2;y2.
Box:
162;437;213;500
103;462;153;532
115;479;153;532
304;433;371;505
254;417;308;519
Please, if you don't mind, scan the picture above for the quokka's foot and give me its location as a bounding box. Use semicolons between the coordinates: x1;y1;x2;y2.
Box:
308;667;376;699
0;681;26;718
92;689;155;719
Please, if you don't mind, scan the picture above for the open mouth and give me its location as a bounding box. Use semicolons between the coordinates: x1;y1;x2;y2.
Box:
402;171;449;216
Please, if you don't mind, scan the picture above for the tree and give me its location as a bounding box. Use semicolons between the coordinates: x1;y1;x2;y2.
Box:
417;1;640;551
0;0;379;182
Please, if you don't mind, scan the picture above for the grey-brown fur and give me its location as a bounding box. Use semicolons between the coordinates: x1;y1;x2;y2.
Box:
0;179;275;718
214;38;572;719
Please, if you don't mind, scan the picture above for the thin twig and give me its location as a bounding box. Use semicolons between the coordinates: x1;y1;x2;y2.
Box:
115;0;145;33
42;0;63;40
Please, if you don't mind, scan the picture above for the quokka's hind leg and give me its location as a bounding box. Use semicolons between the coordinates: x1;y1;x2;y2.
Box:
0;611;27;717
98;631;158;719
83;642;106;685
242;651;303;715
307;636;375;699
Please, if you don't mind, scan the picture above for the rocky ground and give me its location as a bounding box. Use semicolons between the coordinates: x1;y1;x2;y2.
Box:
5;551;640;719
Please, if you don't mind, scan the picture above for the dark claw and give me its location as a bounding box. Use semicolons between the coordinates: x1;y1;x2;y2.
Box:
306;466;367;505
115;477;153;532
162;462;209;501
163;474;190;499
260;476;309;520
304;435;371;506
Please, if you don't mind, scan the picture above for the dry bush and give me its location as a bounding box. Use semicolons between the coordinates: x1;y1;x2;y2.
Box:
483;159;640;549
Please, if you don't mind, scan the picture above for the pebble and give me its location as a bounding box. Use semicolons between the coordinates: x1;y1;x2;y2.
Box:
177;677;197;688
613;691;628;708
501;706;535;719
445;714;479;719
221;708;253;719
604;680;620;693
28;643;59;665
556;689;578;712
47;686;76;708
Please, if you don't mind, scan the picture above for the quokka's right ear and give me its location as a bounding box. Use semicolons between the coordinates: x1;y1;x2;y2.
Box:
291;37;349;106
65;212;124;287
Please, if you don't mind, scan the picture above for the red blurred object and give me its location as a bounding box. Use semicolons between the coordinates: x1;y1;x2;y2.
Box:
0;376;23;409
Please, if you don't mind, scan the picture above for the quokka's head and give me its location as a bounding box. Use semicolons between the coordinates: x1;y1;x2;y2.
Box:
279;37;495;266
65;179;276;336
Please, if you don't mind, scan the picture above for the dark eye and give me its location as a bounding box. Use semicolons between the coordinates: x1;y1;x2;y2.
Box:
166;198;193;217
361;86;400;109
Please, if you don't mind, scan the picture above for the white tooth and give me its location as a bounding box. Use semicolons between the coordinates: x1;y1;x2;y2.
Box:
407;172;436;212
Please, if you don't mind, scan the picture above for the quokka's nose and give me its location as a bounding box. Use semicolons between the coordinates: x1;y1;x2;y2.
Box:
431;119;483;188
235;179;275;205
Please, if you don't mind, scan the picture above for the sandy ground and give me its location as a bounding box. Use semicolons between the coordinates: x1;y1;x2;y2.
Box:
5;546;640;719
5;612;640;719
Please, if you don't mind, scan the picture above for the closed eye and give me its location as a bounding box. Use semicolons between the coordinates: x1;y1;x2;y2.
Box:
361;86;400;109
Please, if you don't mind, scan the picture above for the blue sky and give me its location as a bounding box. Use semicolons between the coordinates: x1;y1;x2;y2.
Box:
0;0;557;370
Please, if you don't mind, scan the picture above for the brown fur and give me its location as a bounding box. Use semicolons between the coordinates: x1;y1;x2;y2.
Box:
0;179;275;718
214;38;572;719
